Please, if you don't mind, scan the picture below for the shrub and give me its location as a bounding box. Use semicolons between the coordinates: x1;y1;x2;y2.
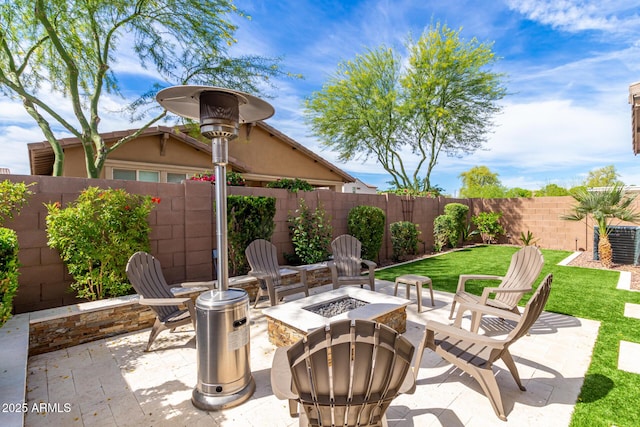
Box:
0;228;19;327
227;195;276;275
444;203;469;247
390;221;420;261
266;178;314;192
471;211;505;244
0;180;33;226
347;205;386;261
190;170;246;186
433;214;454;252
46;187;159;300
287;199;332;264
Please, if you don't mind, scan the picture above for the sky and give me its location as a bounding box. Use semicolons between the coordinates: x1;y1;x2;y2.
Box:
2;0;640;196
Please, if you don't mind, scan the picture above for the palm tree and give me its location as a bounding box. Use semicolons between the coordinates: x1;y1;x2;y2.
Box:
562;184;640;268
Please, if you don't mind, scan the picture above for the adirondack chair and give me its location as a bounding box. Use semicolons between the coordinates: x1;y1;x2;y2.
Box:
415;274;553;421
245;239;309;307
125;251;196;351
271;319;416;427
328;234;376;292
449;245;544;324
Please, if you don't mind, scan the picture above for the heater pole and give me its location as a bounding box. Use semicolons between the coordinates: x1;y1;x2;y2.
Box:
212;136;229;291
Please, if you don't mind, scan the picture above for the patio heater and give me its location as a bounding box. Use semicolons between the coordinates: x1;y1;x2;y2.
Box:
156;86;274;410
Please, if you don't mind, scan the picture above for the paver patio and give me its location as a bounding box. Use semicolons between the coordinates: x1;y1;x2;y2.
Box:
24;279;600;427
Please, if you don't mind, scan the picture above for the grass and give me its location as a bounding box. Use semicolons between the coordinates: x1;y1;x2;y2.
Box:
375;245;640;427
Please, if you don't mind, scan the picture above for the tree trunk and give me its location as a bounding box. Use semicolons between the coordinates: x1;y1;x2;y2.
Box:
598;234;613;268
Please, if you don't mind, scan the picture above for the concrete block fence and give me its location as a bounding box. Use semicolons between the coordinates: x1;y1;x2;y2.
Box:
2;174;617;313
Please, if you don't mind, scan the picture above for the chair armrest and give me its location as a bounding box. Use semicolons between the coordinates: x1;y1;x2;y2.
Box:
456;274;503;293
399;367;416;395
453;300;522;331
479;286;532;304
138;297;191;307
271;346;298;400
425;320;504;348
362;259;377;272
179;281;216;288
286;266;308;284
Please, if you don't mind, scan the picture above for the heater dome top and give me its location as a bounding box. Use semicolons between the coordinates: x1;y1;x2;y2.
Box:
156;85;274;123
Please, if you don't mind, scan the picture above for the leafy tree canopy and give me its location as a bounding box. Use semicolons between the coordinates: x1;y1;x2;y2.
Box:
583;165;624;188
535;183;569;197
0;0;295;177
304;23;506;192
459;166;506;198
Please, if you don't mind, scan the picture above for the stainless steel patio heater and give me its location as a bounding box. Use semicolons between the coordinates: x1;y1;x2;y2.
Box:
156;86;274;410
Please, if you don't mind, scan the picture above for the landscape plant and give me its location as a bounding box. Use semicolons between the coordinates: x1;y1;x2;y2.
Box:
0;180;33;325
433;214;454;252
46;187;159;300
0;228;19;327
519;230;539;246
561;183;640;268
471;211;505;244
389;221;420;261
189;170;246;186
347;205;386;261
227;195;276;276
266;178;314;192
444;203;470;247
287;199;332;264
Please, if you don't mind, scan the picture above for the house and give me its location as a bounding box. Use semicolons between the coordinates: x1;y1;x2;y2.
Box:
630;81;640;155
343;177;378;194
27;121;355;191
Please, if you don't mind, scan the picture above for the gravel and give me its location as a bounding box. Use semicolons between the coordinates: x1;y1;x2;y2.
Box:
305;297;368;318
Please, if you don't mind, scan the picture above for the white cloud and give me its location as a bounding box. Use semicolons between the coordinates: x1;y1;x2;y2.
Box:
506;0;640;34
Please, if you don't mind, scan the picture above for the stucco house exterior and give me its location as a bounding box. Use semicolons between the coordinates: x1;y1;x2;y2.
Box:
630;81;640;155
27;121;355;191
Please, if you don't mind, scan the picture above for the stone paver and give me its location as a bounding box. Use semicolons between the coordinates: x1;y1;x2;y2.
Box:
24;280;600;427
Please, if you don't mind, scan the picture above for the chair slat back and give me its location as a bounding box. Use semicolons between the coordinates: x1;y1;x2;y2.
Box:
331;235;363;277
126;251;176;320
287;319;414;427
245;239;282;287
505;274;553;345
495;246;544;308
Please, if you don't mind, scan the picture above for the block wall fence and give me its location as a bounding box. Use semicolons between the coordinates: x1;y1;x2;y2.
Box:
2;174;624;313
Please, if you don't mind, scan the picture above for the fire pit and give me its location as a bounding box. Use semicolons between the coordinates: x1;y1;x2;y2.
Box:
263;287;409;347
305;297;368;317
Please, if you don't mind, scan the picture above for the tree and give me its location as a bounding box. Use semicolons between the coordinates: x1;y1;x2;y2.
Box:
535;183;569;197
584;165;623;188
459;166;505;198
0;1;291;177
305;23;506;192
561;184;640;268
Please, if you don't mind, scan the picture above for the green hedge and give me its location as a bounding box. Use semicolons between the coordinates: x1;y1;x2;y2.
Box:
0;228;19;327
390;221;420;261
46;187;158;300
227;195;276;275
287;199;332;264
347;205;386;261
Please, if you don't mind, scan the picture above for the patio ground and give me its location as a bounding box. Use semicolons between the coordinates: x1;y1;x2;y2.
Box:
24;279;600;427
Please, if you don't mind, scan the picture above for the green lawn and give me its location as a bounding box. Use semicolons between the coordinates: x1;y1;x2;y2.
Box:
375;245;640;427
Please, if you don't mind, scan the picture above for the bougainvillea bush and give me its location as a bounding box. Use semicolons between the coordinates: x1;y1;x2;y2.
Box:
189;170;246;186
46;187;160;300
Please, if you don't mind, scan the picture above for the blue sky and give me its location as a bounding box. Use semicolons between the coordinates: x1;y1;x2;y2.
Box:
2;0;640;195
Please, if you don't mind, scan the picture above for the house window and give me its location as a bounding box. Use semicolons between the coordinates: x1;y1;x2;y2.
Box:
113;169;159;182
113;169;136;181
139;170;159;182
167;173;186;183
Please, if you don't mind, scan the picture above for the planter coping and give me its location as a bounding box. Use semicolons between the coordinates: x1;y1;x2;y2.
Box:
0;313;29;427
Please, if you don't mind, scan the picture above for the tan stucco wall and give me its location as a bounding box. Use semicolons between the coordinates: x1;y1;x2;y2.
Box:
59;126;347;190
231;126;344;182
